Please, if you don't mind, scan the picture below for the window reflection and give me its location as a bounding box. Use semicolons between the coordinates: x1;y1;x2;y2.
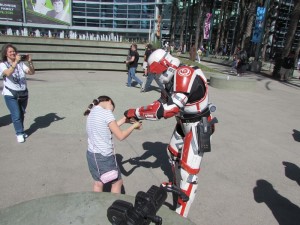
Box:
72;1;156;30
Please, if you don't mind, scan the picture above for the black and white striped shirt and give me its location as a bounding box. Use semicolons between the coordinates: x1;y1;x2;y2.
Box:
86;105;115;156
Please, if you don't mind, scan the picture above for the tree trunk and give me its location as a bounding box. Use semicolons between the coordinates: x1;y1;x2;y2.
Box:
170;0;178;45
220;0;229;54
195;0;204;48
234;0;247;53
189;0;196;47
179;0;188;52
214;0;226;55
241;0;257;50
281;0;300;57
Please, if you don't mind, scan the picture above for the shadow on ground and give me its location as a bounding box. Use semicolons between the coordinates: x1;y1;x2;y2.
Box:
253;161;300;225
25;113;65;136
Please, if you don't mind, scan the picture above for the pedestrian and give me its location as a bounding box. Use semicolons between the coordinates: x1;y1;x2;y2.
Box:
125;44;143;88
196;47;202;63
170;44;174;55
280;50;295;81
236;50;248;76
0;43;35;143
142;43;152;77
141;72;164;93
84;95;142;193
231;54;238;73
297;57;300;79
141;44;164;92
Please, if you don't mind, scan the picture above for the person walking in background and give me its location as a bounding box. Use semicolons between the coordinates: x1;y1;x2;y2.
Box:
297;56;300;79
170;44;174;55
230;53;238;73
0;43;35;143
142;43;153;77
125;44;143;88
280;50;295;81
141;72;164;93
84;95;142;193
141;44;164;92
196;47;202;63
236;49;248;76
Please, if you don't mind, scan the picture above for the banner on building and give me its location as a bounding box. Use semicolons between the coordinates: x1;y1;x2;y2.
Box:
25;0;71;25
251;7;266;43
0;0;23;22
204;13;212;40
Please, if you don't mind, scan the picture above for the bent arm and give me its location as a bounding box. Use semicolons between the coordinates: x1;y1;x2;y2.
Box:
132;93;188;120
25;55;35;75
2;61;18;77
126;55;135;64
109;120;141;141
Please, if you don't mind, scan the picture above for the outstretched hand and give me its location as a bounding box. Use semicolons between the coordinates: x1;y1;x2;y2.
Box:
133;121;142;130
124;109;139;121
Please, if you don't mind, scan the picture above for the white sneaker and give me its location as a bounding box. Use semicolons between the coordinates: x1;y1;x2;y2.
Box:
17;135;25;143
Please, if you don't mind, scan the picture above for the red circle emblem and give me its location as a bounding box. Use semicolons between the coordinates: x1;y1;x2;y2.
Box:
178;68;191;77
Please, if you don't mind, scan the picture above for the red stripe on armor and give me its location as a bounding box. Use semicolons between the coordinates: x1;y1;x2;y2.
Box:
181;131;192;165
180;131;200;174
175;66;194;93
196;103;200;112
179;183;194;216
181;161;200;174
168;145;179;157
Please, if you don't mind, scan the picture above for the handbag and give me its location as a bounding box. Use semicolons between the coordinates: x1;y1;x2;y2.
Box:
5;86;28;100
100;170;118;184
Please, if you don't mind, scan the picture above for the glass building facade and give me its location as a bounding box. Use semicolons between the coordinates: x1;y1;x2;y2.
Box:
0;0;172;41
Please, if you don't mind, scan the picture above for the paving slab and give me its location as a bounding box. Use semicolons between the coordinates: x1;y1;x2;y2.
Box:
0;67;299;225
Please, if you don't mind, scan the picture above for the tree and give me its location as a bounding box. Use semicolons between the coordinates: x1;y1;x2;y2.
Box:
214;0;227;55
281;0;300;57
179;0;188;51
194;0;204;49
219;0;230;54
273;0;300;78
170;0;179;45
240;0;259;51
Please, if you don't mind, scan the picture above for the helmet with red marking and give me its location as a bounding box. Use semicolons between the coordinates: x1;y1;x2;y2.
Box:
148;49;180;83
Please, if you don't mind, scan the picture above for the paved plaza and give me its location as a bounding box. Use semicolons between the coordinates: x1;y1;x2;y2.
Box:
0;63;299;225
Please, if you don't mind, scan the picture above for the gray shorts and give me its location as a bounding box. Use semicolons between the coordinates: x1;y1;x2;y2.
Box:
86;151;122;182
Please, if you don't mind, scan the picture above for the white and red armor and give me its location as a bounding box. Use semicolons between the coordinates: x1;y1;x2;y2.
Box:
125;49;217;218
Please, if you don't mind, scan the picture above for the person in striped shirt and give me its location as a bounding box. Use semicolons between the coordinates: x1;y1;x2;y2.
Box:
84;95;142;193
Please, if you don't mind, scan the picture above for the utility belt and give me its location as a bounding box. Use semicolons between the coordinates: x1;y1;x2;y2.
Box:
179;108;210;123
179;106;218;153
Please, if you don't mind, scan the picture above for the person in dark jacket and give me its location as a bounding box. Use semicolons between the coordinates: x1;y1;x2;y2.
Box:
125;44;143;88
280;51;295;81
236;50;248;76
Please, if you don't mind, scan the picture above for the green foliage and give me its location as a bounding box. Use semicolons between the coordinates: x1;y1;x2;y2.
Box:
151;40;162;50
178;57;216;73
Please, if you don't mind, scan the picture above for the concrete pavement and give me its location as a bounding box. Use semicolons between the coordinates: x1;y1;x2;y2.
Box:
0;64;299;225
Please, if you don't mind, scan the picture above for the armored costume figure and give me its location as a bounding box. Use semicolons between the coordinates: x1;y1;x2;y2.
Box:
124;49;217;217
